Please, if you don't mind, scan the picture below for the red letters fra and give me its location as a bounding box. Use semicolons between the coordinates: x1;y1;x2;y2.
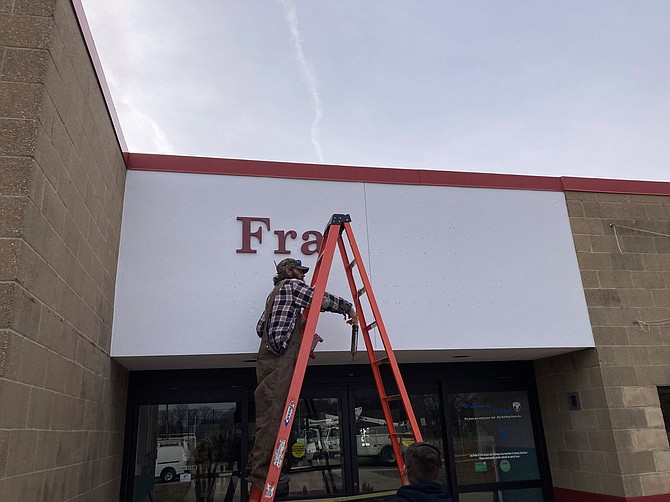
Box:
236;217;322;255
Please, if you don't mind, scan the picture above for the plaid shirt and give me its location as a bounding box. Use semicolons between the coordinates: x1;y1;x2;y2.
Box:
256;279;352;354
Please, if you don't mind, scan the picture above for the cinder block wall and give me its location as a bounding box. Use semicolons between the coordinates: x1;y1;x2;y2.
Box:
0;0;128;500
535;192;670;499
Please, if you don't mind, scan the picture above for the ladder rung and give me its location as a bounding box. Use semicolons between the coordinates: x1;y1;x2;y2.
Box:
383;394;401;402
357;287;366;297
391;432;415;438
373;356;389;366
347;258;357;270
365;321;377;331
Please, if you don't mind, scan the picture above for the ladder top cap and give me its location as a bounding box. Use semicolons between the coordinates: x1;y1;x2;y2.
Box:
328;214;352;226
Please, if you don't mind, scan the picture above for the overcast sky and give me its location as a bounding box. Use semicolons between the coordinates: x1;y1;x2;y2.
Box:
80;0;669;181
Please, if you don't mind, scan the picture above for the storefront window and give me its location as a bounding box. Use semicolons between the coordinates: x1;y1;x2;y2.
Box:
133;402;242;502
124;363;552;501
448;391;540;486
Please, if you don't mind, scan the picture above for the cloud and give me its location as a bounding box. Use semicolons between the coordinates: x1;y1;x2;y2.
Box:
80;0;670;181
279;0;325;163
82;0;174;153
122;100;175;154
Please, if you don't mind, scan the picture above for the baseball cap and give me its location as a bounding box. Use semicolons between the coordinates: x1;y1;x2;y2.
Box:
276;258;309;273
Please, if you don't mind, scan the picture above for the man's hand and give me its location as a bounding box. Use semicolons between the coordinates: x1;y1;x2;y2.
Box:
347;307;359;326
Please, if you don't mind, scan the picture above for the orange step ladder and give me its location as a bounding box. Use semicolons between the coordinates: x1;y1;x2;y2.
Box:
258;214;424;501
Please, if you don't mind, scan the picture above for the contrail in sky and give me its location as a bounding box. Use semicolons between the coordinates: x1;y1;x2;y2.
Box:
280;0;325;163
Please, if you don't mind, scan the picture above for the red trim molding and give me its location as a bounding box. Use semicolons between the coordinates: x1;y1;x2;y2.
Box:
555;487;670;502
562;176;670;196
126;153;562;191
126;153;670;196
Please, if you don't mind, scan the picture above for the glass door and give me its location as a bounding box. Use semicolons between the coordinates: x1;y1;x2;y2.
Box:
351;385;445;499
283;395;347;498
351;390;402;497
446;390;547;502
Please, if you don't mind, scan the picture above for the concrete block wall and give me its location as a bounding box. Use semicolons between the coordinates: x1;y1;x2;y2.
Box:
0;0;128;500
535;192;670;499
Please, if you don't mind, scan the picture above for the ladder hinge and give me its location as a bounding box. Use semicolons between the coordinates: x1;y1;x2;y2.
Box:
325;213;351;233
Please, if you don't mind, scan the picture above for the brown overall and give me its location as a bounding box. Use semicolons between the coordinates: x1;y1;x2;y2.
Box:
247;284;304;490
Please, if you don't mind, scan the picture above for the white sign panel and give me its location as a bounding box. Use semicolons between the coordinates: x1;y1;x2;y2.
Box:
111;170;593;368
365;184;589;350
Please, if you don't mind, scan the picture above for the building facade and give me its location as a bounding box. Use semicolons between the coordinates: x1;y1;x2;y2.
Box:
1;0;127;500
537;190;670;500
0;1;669;501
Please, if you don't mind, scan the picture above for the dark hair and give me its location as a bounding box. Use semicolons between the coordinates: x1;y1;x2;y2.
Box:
404;442;442;483
273;269;292;285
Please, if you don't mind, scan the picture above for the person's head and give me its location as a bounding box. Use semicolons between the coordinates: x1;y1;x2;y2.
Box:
403;442;442;484
273;258;310;284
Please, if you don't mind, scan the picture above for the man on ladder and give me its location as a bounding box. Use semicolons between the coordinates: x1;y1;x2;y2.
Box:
247;257;359;502
249;214;424;502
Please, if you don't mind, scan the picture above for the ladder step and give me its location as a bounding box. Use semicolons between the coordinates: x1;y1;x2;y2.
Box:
357;286;366;297
347;258;357;270
383;394;401;402
373;356;389;366
365;320;377;331
391;432;416;438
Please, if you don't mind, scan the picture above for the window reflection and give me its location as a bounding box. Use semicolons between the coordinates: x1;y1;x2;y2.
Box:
449;391;540;486
129;384;547;501
286;397;345;498
409;392;447;487
134;402;242;502
354;391;444;495
247;397;346;499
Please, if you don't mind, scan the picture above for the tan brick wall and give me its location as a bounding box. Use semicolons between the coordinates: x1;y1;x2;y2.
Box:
535;192;670;498
0;0;128;500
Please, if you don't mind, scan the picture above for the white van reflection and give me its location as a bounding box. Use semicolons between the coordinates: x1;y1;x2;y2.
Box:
155;440;192;482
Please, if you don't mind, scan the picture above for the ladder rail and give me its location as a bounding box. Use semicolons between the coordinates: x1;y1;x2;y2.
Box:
336;237;377;363
336;234;407;472
341;222;424;443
